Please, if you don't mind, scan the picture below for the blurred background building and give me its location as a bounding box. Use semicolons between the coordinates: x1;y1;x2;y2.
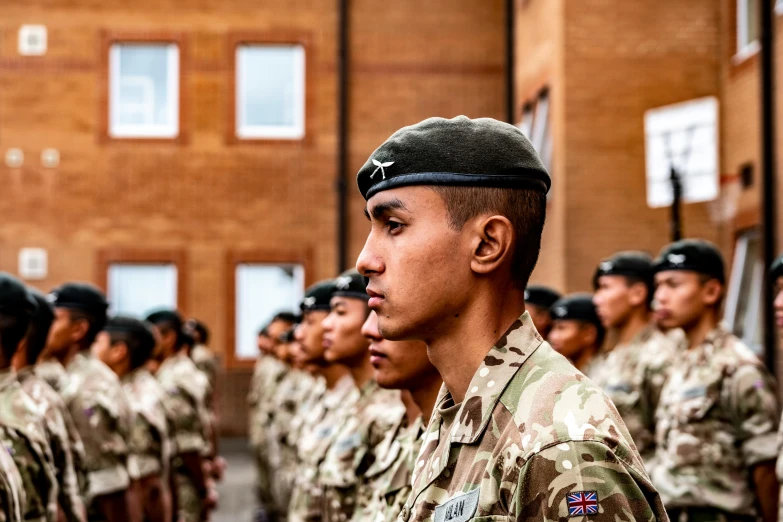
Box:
0;0;780;435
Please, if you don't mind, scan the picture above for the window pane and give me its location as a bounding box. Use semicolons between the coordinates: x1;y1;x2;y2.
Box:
731;232;761;339
108;264;177;317
110;43;178;137
237;45;305;137
235;264;304;360
746;0;759;43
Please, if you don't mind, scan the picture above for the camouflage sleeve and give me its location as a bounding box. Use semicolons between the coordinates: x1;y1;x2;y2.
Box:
726;363;780;466
512;441;666;521
44;406;84;522
1;428;58;522
126;413;162;481
160;389;206;456
0;446;27;522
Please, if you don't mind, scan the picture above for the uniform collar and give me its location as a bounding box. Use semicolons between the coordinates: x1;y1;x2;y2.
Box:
439;312;543;444
0;367;17;391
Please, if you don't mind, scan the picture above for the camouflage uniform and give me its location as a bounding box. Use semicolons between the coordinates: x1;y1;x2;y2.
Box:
651;325;779;518
0;368;58;522
190;344;218;458
62;352;132;514
288;375;358;522
35;360;70;396
0;439;25;522
122;367;171;483
17;367;85;522
350;416;424;522
400;313;666;522
586;324;676;465
157;353;208;522
318;380;405;522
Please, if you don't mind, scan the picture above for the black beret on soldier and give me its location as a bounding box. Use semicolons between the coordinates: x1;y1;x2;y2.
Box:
104;316;157;350
653;239;725;284
331;270;369;301
301;279;337;313
48;282;108;316
356;116;551;200
0;272;37;317
524;285;561;309
771;254;783;282
593;251;654;291
550;293;602;329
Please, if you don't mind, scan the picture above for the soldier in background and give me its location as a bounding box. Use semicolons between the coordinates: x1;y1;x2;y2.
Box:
652;239;779;522
589;251;676;466
317;270;405;522
146;311;214;522
771;253;783;522
11;290;86;522
523;285;561;339
547;293;605;373
0;273;58;522
46;282;133;522
93;317;171;522
0;429;25;522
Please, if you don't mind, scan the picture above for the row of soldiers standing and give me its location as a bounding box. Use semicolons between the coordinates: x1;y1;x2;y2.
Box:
0;275;224;522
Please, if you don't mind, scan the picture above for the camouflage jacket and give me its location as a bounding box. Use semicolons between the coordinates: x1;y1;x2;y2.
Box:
190;345;218;393
0;368;58;522
288;374;358;522
250;358;288;452
156;353;208;458
400;312;666;522
286;376;328;451
651;325;779;515
587;324;676;463
122;368;171;481
351;416;424;522
0;438;25;522
34;360;69;395
63;352;132;501
318;380;405;522
17;367;85;522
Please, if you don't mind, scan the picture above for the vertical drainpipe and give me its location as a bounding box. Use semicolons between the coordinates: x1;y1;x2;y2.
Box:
506;0;516;124
337;0;350;272
760;0;778;371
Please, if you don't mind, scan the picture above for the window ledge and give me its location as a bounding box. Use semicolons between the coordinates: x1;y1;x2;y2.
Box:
776;1;783;15
732;40;761;66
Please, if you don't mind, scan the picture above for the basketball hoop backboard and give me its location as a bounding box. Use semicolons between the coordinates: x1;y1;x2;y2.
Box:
644;97;719;209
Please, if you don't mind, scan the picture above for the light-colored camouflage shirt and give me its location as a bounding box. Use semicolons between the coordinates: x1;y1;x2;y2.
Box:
587;324;676;463
17;367;85;522
0;368;58;522
34;360;69;396
63;352;132;501
400;312;666;522
122;368;170;481
651;325;779;515
0;439;25;522
156;353;207;458
288;374;358;522
318;380;406;522
351;416;424;522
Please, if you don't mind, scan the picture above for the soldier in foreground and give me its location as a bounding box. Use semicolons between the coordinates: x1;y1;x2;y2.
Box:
93;317;171;522
522;285;561;339
651;239;779;522
0;428;25;522
589;251;676;466
0;273;58;522
772;254;783;521
12;290;86;522
356;116;666;520
547;293;604;373
350;310;442;522
46;283;133;522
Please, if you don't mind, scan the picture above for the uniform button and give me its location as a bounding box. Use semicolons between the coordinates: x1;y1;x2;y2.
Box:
400;507;409;522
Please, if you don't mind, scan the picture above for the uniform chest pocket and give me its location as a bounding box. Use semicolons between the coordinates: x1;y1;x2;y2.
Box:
675;382;720;423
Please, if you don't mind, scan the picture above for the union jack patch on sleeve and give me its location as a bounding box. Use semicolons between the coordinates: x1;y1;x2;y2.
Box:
567;491;599;517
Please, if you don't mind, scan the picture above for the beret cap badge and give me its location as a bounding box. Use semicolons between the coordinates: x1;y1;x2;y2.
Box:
667;253;686;266
335;276;352;290
371;159;394;180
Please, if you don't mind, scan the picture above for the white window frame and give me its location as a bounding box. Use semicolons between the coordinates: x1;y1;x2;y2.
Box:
724;229;764;354
235;44;306;140
776;0;783;15
736;0;761;60
109;43;180;139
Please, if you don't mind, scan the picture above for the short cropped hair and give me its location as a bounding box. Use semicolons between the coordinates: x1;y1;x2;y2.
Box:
431;186;547;289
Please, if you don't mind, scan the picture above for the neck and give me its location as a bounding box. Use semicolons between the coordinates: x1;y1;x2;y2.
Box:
321;363;350;389
573;345;597;372
427;284;525;404
348;353;375;389
400;390;421;425
614;309;651;347
408;372;443;425
684;310;718;350
61;344;83;367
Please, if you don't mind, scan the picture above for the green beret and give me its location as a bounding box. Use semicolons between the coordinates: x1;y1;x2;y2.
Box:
593;251;654;290
771;254;783;282
28;289;54;331
331;269;368;301
524;285;561;309
356;116;551;200
0;272;37;317
550;293;602;329
653;239;725;284
301;279;337;312
145;310;183;329
105;316;156;349
48;282;108;316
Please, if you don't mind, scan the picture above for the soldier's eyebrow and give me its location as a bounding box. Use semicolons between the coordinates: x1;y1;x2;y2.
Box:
364;198;409;221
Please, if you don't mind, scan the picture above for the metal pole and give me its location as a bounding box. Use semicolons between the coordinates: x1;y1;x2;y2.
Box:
336;0;350;272
670;166;683;242
760;0;778;371
506;0;515;124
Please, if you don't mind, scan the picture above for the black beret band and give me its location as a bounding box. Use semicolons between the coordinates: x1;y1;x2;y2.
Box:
771;254;783;281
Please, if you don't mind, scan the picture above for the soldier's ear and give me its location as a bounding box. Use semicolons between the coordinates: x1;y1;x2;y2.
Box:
701;279;722;307
470;214;514;277
627;281;647;307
